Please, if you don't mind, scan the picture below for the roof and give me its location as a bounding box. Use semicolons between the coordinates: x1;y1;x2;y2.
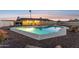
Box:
0;20;15;21
17;18;51;21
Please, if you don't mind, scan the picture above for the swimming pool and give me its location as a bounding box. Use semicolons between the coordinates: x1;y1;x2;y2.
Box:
10;26;67;40
15;26;61;35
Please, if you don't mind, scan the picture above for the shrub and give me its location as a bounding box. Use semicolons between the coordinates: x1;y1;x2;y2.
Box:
0;30;8;43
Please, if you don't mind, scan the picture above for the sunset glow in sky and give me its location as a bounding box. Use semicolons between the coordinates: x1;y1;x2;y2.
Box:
0;10;79;21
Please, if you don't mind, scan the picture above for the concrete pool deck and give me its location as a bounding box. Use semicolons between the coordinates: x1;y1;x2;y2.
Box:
10;27;67;40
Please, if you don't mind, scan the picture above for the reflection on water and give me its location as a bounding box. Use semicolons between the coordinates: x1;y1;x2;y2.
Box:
16;26;61;35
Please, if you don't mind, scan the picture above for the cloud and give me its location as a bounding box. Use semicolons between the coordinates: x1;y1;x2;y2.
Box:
0;13;79;21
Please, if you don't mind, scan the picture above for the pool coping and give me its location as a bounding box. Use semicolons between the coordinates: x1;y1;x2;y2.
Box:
10;26;67;40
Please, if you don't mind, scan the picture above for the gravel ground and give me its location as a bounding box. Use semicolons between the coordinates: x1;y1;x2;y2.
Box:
1;26;79;48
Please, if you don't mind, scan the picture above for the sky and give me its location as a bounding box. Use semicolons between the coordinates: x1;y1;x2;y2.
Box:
0;10;79;21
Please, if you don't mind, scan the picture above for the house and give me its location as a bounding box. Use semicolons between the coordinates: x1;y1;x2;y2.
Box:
0;20;15;27
66;19;79;26
15;17;53;26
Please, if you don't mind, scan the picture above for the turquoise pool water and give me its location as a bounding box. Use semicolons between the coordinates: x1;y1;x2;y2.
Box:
16;26;62;35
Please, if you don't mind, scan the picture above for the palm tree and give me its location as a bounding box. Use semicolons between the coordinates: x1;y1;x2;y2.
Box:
29;10;32;18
